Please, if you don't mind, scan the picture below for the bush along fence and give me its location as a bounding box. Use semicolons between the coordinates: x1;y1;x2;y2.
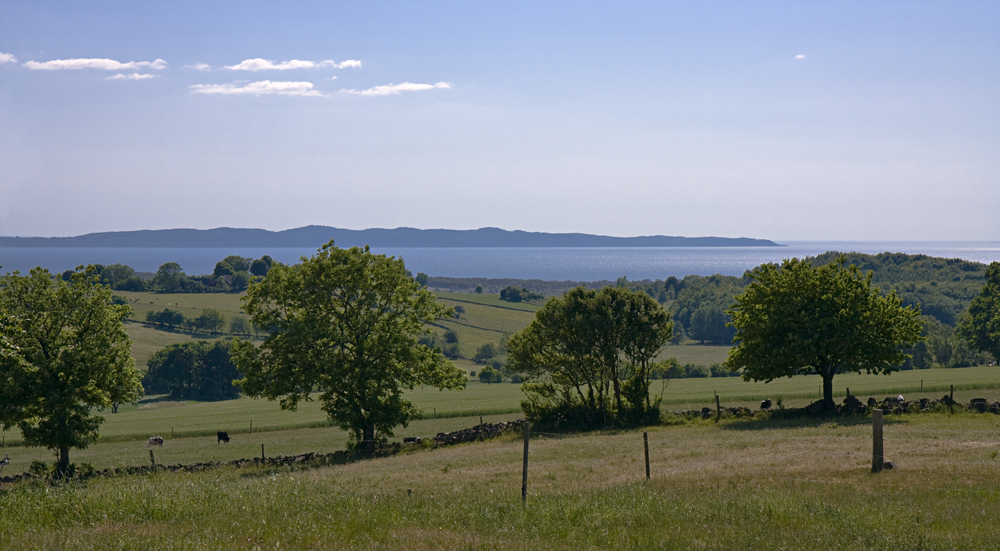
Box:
0;420;528;486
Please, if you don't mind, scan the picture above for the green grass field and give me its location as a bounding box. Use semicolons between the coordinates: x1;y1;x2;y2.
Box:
3;411;999;549
3;365;998;474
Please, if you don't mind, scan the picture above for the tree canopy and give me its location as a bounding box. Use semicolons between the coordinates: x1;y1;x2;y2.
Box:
0;267;143;474
152;262;186;292
725;256;923;410
506;286;672;428
233;241;466;454
957;262;1000;362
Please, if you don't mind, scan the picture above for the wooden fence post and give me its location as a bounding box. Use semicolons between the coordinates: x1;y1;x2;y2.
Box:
149;450;156;469
261;444;265;463
950;385;954;400
715;394;721;420
871;409;883;473
250;420;253;434
521;422;530;503
644;432;650;480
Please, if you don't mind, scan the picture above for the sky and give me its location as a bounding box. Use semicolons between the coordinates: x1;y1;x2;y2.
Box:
0;1;997;241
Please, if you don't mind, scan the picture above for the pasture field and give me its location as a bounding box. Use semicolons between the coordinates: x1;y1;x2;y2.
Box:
115;290;247;319
658;342;732;365
125;321;227;370
433;290;542;312
2;412;999;549
2;365;998;473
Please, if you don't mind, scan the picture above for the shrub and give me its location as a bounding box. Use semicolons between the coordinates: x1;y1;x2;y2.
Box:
473;343;498;364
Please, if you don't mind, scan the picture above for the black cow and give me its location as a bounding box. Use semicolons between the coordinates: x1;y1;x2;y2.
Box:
760;398;773;410
217;431;230;444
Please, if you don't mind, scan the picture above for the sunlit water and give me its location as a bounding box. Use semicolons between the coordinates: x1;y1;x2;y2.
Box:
1;241;998;281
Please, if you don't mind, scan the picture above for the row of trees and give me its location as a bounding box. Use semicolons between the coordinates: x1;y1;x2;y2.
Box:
143;308;255;337
68;255;278;294
499;286;543;303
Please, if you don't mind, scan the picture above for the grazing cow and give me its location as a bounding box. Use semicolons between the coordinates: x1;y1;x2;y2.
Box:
147;436;164;448
217;431;230;444
760;398;773;410
898;394;905;403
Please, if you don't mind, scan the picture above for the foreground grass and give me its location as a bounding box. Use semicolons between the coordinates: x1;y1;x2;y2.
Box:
2;413;999;550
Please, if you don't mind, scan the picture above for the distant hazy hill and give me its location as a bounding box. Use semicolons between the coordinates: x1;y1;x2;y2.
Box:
0;226;782;248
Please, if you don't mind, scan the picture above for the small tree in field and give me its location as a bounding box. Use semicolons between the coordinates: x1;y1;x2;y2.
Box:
233;241;465;454
0;267;143;475
725;256;923;410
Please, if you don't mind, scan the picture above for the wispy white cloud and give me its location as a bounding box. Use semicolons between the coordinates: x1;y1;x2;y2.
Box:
340;81;451;96
23;58;167;71
190;80;325;97
0;51;17;64
224;58;361;71
107;73;157;80
795;54;805;59
185;63;211;71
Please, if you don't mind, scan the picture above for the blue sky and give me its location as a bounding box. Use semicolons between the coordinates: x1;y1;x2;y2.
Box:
1;1;997;240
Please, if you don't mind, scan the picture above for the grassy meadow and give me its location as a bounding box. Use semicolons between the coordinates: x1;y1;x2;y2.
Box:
2;365;998;473
2;411;999;549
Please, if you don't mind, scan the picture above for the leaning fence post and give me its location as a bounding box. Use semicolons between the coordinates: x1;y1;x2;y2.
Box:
521;422;530;503
871;409;884;473
644;432;650;480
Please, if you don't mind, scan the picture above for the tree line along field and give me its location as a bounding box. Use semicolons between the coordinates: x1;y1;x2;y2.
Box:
2;412;999;549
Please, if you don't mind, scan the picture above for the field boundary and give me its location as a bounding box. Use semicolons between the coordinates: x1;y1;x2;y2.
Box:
436;296;540;313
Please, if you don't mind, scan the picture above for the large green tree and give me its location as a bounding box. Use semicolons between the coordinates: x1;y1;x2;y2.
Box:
0;267;143;474
152;262;186;292
957;262;1000;362
725;256;923;410
506;286;672;427
232;241;465;454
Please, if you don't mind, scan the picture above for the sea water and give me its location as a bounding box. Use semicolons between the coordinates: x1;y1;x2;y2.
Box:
1;241;998;281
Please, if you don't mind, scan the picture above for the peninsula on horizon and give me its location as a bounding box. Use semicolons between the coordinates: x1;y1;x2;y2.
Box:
0;226;782;249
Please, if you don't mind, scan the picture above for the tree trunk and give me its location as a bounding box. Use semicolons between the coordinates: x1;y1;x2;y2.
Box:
363;424;375;456
57;446;70;477
610;361;624;417
822;370;835;411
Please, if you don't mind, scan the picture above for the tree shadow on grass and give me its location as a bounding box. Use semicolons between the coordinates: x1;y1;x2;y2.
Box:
721;413;910;431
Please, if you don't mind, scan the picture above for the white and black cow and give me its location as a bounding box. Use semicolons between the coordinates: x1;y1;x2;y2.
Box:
147;436;164;448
